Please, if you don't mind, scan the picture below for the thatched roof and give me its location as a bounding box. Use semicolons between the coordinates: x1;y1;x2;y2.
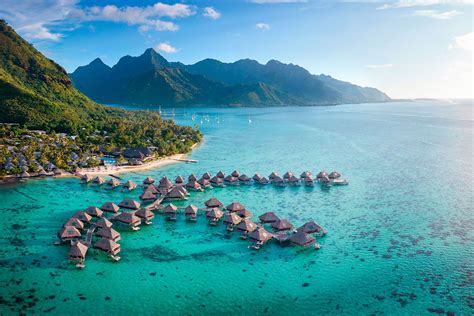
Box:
258;177;269;184
329;171;341;179
175;176;185;184
38;169;47;176
304;177;314;183
236;219;258;233
123;180;137;190
72;211;92;223
96;217;113;228
158;176;174;189
135;208;155;220
205;197;223;208
231;170;240;177
316;171;329;179
288;175;300;183
107;178;120;187
237;209;253;218
216;171;225;178
224;175;238;183
198;178;210;186
143;176;155;185
210;176;223;185
202;172;211;179
188;174;197;181
100;202;120;213
269;172;279;179
184;204;198;216
96;227;120;241
69;241;88;259
283;171;294;179
20;170;30;178
271;219;294;231
81;174;92;182
65;218;84;230
176;185;189;196
238;174;251;182
206;208;223;219
93;176;105;184
272;176;284;183
319;176;330;184
186;180;202;190
94;237;121;254
140;190;157;201
119;199;141;210
85;206;103;217
289;231;315;247
300;171;312;178
259;211;280;223
223;212;242;225
253;173;263;181
166;187;186;199
249;228;272;242
59;226;81;239
226;201;246;212
163;203;178;214
115;212;141;226
145;185;159;194
297;221;322;234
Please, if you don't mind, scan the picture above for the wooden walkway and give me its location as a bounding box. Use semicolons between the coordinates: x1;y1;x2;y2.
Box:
85;224;97;245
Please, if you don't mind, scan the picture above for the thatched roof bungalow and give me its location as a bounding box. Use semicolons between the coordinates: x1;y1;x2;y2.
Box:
165;187;187;200
202;172;211;180
123;180;137;191
300;171;312;178
163;203;178;220
100;202;120;213
85;206;103;218
72;211;92;224
188;174;197;181
69;241;88;262
249;228;272;243
210;176;224;186
115;212;141;228
329;171;341;179
231;170;240;177
288;175;300;184
175;176;185;184
252;173;263;181
206;208;224;225
269;172;279;180
19;170;30;178
319;175;330;184
238;174;251;182
96;227;121;242
140;190;157;201
143;176;155;185
259;211;280;223
94;237;121;255
135;208;155;223
223;212;242;226
316;171;329;179
271;219;294;231
283;171;294;179
224;175;238;184
186;180;202;191
158;176;174;191
226;202;246;213
65;218;84;230
237;209;253;219
58;225;81;241
236;219;258;234
216;171;225;178
205;197;223;208
81;174;92;183
119;199;141;210
297;221;323;234
144;185;159;194
289;231;316;247
93;176;106;185
184;204;198;220
96;217;113;229
258;177;269;184
107;178;120;188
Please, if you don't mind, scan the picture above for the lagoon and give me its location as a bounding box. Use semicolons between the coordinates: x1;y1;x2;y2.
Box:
0;100;472;314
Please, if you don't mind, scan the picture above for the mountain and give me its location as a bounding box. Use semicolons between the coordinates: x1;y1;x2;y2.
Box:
0;20;201;155
71;49;390;107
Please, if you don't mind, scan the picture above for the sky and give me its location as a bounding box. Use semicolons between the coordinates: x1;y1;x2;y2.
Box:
0;0;473;99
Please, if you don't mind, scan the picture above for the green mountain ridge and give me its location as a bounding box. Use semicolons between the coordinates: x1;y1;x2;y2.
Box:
71;48;390;107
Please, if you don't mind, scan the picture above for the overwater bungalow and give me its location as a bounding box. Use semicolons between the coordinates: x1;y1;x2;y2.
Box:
283;171;294;179
238;174;251;184
231;170;240;177
319;175;331;185
205;197;223;209
64;218;84;230
300;171;312;179
140;190;157;201
85;206;103;218
72;211;92;224
288;175;300;185
188;174;198;182
93;176;106;185
69;241;88;268
184;204;198;221
303;176;314;187
226;201;246;213
165;186;187;201
123;180;138;191
176;185;189;196
269;171;279;180
253;173;263;181
186;180;203;191
257;176;270;185
328;171;341;179
202;172;212;180
259;211;280;223
216;171;225;178
20;170;30;178
223;212;242;231
206;208;224;225
100;202;120;213
316;171;329;179
271;175;285;186
237;209;253;219
106;178;120;189
114;212;141;230
272;232;291;244
224;175;238;184
135;209;155;224
58;225;81;242
289;231;318;249
158;176;174;192
118;199;141;210
210;176;225;187
175;176;185;184
143;176;155;185
271;219;294;231
249;228;273;250
80;174;93;183
144;185;159;194
197;178;211;189
96;217;113;229
236;219;258;239
297;221;323;234
94;237;121;259
96;227;121;242
163;203;178;221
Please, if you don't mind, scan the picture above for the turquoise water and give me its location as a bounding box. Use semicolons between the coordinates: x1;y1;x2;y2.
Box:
1;101;473;315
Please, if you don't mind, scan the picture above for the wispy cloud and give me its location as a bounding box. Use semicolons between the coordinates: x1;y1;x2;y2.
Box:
256;23;271;30
155;42;179;53
365;63;395;69
249;0;308;3
377;0;473;10
411;9;461;19
203;7;221;19
449;32;473;50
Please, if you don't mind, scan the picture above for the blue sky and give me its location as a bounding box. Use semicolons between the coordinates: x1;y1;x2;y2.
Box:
0;0;472;98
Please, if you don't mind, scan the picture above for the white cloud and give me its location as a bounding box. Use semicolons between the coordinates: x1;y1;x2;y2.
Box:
155;42;179;53
249;0;308;3
365;63;395;69
203;7;221;19
412;9;461;18
256;23;271;30
449;32;473;50
377;0;474;10
19;23;63;41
